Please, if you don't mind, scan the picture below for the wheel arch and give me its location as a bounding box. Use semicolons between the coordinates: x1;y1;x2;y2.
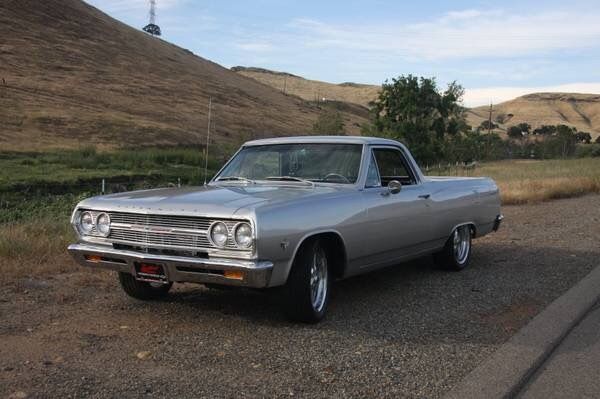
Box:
288;230;348;281
450;221;477;238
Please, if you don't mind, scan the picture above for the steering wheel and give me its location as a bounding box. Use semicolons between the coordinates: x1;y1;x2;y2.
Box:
323;173;350;183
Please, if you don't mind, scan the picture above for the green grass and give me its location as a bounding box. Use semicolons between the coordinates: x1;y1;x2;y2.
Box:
0;146;218;189
0;146;228;223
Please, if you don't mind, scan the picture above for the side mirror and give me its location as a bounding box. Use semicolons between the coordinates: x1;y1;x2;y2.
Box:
388;180;402;194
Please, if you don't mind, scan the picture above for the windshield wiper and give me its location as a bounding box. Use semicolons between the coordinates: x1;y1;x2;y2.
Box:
215;176;256;184
265;176;315;186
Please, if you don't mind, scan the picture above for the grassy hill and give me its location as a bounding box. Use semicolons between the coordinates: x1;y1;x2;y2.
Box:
232;67;380;108
0;0;367;152
234;68;600;139
468;93;600;139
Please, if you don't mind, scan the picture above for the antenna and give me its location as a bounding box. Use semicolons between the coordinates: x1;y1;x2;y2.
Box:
203;97;212;185
149;0;156;25
142;0;162;36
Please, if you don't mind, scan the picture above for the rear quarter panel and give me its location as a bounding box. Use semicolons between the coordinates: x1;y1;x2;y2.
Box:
427;176;501;241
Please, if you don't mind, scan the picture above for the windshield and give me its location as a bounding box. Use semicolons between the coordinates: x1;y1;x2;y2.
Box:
215;143;363;184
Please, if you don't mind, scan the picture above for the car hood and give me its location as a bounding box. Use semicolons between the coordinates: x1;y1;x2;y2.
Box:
76;183;353;218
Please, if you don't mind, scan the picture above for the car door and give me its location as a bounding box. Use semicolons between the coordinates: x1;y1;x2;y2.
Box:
360;146;432;268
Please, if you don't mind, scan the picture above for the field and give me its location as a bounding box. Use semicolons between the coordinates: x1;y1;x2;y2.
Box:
437;157;600;204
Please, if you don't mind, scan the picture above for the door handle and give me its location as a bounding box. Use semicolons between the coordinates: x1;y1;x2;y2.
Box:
418;194;431;199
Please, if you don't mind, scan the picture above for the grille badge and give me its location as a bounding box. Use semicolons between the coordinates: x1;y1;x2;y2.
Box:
131;224;174;234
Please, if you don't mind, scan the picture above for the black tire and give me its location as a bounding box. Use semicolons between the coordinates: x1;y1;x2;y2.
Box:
433;225;472;271
118;272;173;300
282;240;332;323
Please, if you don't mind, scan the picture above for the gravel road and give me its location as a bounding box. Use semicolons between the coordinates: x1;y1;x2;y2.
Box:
1;195;599;399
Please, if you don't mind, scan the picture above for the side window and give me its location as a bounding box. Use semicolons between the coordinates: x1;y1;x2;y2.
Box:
365;152;381;188
373;148;416;186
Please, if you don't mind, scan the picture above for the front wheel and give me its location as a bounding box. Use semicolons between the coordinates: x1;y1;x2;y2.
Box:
118;272;173;300
434;225;472;271
282;240;331;323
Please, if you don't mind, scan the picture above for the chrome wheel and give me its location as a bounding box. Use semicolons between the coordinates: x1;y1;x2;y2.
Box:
309;247;328;312
453;225;471;265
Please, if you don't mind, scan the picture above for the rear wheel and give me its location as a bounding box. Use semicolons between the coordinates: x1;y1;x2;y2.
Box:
282;240;331;323
118;272;172;300
434;225;472;271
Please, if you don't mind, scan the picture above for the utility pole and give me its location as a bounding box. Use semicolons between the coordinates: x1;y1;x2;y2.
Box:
203;97;212;185
485;102;493;160
283;75;287;94
488;102;493;135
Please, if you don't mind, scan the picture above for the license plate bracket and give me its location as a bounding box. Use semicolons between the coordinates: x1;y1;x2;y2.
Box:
134;262;168;284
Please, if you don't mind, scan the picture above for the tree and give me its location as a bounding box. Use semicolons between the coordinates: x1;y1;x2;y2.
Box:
555;125;577;157
478;120;497;131
507;125;523;139
596;135;600;144
517;123;531;134
532;125;556;135
575;131;592;144
364;75;469;164
312;108;345;135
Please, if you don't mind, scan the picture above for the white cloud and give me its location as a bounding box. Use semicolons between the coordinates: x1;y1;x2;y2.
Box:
287;9;600;60
464;83;600;107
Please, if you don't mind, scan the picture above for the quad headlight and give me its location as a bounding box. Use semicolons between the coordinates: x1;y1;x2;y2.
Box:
76;210;110;237
234;222;253;248
96;213;111;237
80;211;94;234
209;222;229;248
209;221;253;249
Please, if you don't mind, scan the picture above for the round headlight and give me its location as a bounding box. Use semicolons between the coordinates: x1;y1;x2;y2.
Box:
96;213;111;237
234;223;253;248
209;222;229;247
80;211;94;234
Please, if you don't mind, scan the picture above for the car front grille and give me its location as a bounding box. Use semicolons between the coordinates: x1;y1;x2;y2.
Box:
84;210;245;251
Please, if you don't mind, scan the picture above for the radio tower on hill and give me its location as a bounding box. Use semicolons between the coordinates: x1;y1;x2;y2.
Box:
142;0;162;36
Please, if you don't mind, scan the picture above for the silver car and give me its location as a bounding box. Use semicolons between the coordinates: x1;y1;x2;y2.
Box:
68;136;502;322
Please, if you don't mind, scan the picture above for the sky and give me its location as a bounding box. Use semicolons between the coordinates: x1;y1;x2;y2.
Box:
85;0;600;107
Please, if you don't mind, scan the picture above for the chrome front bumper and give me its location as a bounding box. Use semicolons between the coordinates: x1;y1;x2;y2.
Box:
67;243;273;288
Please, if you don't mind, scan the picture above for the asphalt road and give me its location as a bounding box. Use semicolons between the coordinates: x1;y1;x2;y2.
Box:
1;194;599;398
519;301;600;398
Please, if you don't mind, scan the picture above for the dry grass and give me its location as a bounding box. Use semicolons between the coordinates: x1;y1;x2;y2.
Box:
235;68;380;108
0;1;367;152
0;219;77;281
441;158;600;204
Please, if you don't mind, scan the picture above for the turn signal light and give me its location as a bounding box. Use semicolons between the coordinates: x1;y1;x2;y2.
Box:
223;270;244;280
85;255;102;263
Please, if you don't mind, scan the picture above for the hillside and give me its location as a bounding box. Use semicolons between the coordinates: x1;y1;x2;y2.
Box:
0;0;366;152
468;93;600;138
232;66;381;108
234;68;600;139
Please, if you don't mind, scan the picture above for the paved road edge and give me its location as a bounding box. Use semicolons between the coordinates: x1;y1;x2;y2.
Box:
445;265;600;399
